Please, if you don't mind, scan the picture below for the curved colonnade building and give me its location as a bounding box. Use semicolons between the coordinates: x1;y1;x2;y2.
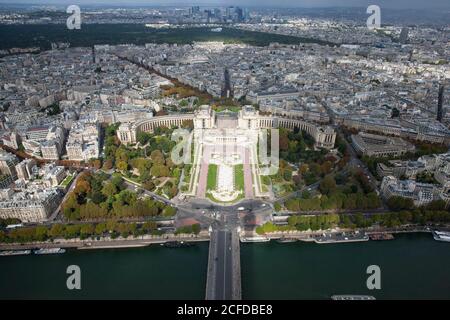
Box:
117;105;336;150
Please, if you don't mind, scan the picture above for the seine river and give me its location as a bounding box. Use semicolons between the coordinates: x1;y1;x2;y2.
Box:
0;233;449;299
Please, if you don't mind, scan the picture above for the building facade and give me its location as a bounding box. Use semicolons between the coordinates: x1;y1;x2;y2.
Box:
351;132;415;157
0;188;61;222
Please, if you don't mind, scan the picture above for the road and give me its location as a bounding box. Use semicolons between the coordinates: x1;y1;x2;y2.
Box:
206;228;240;300
275;181;320;202
122;176;175;206
215;230;233;299
0;235;210;251
277;207;389;216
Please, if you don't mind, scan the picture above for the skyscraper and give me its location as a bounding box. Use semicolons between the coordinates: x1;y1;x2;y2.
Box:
190;6;200;15
221;68;232;99
236;7;244;22
437;84;444;122
399;27;409;44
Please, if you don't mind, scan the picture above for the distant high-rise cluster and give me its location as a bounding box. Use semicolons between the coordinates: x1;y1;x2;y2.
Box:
188;6;248;23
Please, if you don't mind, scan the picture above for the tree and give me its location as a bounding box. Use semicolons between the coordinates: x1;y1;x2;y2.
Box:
165;158;175;170
343;194;357;210
105;123;121;137
116;160;128;172
340;215;355;228
144;199;160;216
302;190;311;199
366;192;381;209
171;167;181;179
131;158;152;176
62;193;81;220
398;211;413;224
80;202;107;220
387;196;414;211
274;202;282;212
191;224;201;235
95;223;107;235
136;132;152;145
142;221;157;233
162;206;177;217
63;225;81;239
150;150;165;165
111;202;125;217
106;220;117;232
111;175;125;190
49;224;64;238
80;224;95;238
102;182;118;198
10;228;35;242
151;165;170;177
0;230;6;242
391;107;400;118
103;159;113;170
115;223;132;238
425;200;447;211
283;170;293;181
320;161;333;175
142;180;155;191
89;159;102;169
285;199;300;212
164;185;178;199
353;213;368;228
34;226;48;241
74;175;91;195
279;131;289;151
299;164;309;175
117;190;137;206
115;146;129;163
355;170;373;193
309;163;321;177
319;175;337;195
90;191;106;205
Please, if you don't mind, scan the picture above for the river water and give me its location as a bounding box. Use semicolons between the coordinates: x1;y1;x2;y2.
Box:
0;233;449;299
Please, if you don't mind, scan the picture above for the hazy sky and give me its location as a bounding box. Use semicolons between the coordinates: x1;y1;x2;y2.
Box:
1;0;450;9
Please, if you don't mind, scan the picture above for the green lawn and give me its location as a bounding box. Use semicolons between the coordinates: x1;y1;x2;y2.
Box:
234;164;244;191
60;174;75;187
207;164;218;191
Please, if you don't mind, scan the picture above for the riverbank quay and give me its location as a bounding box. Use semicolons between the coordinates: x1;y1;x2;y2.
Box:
254;225;448;243
2;225;449;251
0;232;210;251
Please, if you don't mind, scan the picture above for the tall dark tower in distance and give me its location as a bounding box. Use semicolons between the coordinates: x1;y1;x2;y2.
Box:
399;27;409;44
437;84;444;122
221;68;232;99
